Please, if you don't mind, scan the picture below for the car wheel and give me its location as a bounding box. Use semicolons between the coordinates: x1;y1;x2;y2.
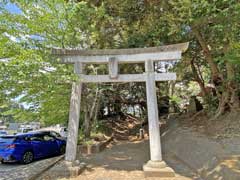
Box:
60;145;66;155
1;160;5;164
22;151;34;164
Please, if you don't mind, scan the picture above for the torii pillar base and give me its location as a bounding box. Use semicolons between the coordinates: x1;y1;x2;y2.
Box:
143;160;175;178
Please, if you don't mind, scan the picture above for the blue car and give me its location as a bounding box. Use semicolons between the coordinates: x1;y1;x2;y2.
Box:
0;130;7;136
0;131;66;164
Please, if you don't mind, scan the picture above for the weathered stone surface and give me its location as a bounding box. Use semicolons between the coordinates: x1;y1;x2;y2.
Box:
187;96;203;114
65;63;82;162
145;60;162;162
36;160;86;179
0;156;63;180
77;136;113;155
108;57;118;79
143;160;175;178
79;73;176;83
52;42;189;56
143;160;167;169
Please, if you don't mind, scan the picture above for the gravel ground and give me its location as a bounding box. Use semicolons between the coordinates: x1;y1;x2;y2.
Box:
39;140;199;180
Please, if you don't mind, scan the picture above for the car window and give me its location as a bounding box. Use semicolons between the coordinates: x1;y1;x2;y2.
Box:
43;135;55;141
50;131;61;138
24;136;30;141
30;134;44;141
23;129;33;133
0;136;16;143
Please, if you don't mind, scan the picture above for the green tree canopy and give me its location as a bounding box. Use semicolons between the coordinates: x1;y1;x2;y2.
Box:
0;0;239;126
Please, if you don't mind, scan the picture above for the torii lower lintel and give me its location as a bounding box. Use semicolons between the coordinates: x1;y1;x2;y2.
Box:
79;73;176;83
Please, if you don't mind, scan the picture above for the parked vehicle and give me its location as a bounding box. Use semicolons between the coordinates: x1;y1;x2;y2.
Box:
0;130;7;136
0;131;66;164
17;127;34;134
36;127;68;139
32;130;64;139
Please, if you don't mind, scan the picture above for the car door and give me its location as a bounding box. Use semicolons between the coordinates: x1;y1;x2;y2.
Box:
42;134;59;156
29;134;45;158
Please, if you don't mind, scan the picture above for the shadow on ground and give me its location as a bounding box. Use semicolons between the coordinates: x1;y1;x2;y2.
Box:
76;140;198;180
79;140;149;171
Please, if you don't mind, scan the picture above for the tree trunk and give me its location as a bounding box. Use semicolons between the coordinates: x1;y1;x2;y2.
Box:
213;41;240;118
90;87;100;119
83;85;100;139
190;58;208;98
93;94;101;121
168;81;176;97
214;90;230;118
168;81;176;113
84;105;91;139
225;49;240;112
192;29;220;78
192;28;230;117
192;29;224;93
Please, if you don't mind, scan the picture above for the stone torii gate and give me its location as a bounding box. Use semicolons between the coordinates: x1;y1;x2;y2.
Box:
52;42;188;177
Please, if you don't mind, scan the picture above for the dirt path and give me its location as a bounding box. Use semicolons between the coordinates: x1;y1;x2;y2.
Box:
62;140;199;180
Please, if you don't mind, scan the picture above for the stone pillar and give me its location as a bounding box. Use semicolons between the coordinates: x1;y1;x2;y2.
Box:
145;60;162;161
143;60;175;177
65;62;83;162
